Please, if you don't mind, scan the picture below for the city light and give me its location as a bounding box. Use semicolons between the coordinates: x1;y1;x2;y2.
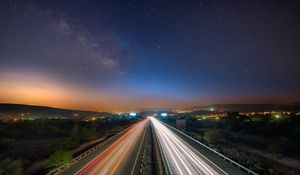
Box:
161;113;168;117
275;115;280;118
129;112;137;117
210;108;215;112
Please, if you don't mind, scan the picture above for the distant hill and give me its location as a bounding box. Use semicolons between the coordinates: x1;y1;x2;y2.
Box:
190;104;300;112
0;103;112;119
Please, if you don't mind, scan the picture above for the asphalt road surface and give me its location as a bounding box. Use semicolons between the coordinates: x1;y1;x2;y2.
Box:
150;117;230;175
62;117;249;175
61;119;149;175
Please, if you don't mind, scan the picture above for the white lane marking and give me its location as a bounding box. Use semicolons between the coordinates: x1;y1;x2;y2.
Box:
150;117;227;175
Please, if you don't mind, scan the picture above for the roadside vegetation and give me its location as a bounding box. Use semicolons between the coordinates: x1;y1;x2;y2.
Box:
0;116;140;174
162;113;300;175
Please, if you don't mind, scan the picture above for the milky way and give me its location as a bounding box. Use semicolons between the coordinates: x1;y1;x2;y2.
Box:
1;0;300;111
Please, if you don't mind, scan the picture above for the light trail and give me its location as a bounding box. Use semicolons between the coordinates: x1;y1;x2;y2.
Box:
75;119;149;175
150;117;227;175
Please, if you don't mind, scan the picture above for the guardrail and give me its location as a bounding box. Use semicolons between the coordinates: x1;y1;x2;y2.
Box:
46;124;136;175
163;123;259;175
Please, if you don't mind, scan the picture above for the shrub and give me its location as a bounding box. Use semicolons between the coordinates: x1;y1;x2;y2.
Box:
44;150;72;169
0;158;22;175
203;129;225;144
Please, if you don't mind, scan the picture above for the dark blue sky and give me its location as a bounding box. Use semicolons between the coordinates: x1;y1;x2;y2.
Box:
1;0;300;111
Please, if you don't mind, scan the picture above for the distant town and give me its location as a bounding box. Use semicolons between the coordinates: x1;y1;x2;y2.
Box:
1;103;299;122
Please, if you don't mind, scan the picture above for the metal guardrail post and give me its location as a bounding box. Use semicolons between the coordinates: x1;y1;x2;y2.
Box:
46;122;138;175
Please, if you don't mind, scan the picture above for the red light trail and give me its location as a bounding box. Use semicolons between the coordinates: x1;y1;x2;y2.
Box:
75;119;149;175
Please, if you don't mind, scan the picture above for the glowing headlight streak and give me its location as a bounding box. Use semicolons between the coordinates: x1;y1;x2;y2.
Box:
76;119;149;175
150;117;227;175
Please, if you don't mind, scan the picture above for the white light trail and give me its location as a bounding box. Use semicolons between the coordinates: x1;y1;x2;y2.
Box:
150;117;226;175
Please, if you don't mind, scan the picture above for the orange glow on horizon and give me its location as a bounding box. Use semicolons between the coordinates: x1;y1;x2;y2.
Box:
1;70;299;112
0;71;194;111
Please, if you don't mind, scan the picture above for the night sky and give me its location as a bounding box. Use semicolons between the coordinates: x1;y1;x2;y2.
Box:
1;0;300;111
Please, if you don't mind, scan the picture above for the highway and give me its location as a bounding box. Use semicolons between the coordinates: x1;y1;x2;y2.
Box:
61;119;149;175
150;117;228;175
60;117;250;175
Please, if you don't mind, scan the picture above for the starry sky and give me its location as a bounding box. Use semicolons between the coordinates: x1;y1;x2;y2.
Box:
1;0;300;111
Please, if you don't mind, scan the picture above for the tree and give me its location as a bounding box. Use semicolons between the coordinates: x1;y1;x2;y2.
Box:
79;126;96;141
44;150;72;169
0;138;16;149
266;143;284;154
290;124;300;140
110;126;124;133
0;158;22;175
203;129;225;144
69;124;79;139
